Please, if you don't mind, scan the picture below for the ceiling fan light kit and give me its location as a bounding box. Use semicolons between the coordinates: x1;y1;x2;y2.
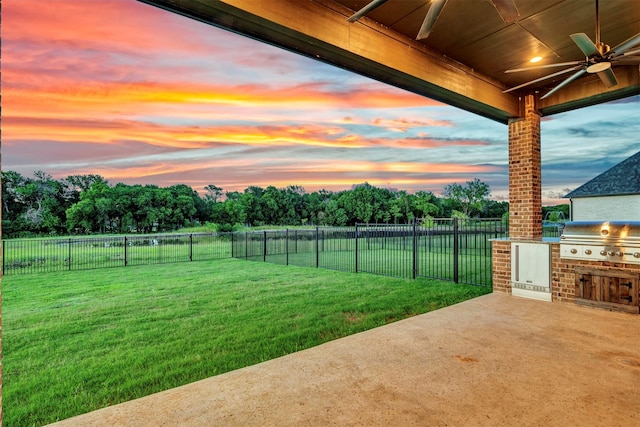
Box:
586;62;611;73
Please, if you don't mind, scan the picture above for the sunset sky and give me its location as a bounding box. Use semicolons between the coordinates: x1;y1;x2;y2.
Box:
3;0;639;204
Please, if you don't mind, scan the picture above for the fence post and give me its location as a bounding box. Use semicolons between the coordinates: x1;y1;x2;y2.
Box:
2;240;5;274
231;232;235;258
355;223;359;273
412;217;417;279
245;232;248;260
453;217;459;283
484;221;488;254
383;227;386;250
189;234;193;261
285;229;289;265
68;238;72;270
315;226;319;268
124;236;128;266
263;231;267;262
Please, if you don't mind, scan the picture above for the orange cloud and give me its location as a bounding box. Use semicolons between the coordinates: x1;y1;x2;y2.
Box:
4;114;490;152
4;78;440;122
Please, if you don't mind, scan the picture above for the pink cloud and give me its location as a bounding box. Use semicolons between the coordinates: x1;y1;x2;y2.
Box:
3;0;223;58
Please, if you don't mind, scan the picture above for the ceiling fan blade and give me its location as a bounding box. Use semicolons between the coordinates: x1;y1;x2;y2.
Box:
596;68;618;88
610;33;640;56
416;0;448;40
505;61;583;73
488;0;519;24
570;33;601;58
622;47;640;57
503;65;583;94
347;0;388;23
540;69;588;100
612;57;640;65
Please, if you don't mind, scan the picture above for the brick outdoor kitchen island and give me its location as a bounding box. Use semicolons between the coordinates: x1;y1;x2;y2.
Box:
492;95;640;311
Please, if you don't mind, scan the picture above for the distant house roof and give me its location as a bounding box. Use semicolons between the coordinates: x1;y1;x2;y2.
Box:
565;151;640;198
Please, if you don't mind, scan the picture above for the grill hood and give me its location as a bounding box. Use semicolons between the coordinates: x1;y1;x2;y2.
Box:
560;221;640;247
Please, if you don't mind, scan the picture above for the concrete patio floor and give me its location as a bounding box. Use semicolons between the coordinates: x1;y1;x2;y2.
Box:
49;293;640;427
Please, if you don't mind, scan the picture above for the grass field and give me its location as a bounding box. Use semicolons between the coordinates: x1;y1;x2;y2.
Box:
3;258;491;426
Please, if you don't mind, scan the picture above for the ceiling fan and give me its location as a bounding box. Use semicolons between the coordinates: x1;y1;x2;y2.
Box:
504;0;640;100
347;0;520;40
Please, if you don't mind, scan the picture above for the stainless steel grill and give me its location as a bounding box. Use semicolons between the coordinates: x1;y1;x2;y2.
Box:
560;221;640;264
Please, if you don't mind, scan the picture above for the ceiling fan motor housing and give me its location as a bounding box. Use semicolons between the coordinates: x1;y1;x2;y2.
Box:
596;42;611;56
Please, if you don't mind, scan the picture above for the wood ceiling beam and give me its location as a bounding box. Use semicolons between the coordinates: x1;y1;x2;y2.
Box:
138;0;520;123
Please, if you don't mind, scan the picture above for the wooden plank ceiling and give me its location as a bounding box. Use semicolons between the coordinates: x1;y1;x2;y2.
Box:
138;0;639;123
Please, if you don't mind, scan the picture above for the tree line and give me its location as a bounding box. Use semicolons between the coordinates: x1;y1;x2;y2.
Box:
2;171;511;238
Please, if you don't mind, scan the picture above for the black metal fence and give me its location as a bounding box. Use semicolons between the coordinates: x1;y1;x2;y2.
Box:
2;233;232;275
232;218;513;286
3;219;562;285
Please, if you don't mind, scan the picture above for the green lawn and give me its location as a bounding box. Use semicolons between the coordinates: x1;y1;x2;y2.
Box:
3;258;490;426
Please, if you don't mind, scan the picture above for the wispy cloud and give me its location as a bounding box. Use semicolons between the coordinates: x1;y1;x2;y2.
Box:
372;117;453;132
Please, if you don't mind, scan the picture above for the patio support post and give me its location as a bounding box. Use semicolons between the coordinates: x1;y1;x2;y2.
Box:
508;94;542;240
492;94;542;295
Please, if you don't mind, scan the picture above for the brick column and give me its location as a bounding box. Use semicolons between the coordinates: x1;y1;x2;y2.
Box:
508;94;542;240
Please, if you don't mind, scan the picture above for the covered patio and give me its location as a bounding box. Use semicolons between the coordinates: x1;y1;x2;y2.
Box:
50;292;640;426
9;1;638;424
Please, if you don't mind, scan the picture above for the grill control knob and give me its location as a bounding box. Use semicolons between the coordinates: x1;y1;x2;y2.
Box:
570;248;578;254
607;251;615;256
634;252;640;258
585;249;592;255
600;250;607;256
615;251;623;257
